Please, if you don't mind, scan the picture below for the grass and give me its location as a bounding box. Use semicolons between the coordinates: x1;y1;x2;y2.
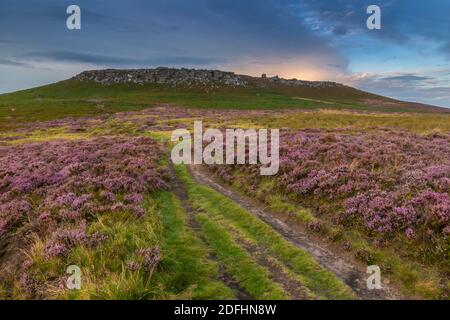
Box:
254;178;316;224
0;285;7;300
1;78;448;300
0;127;89;145
2;78;446;130
174;164;355;300
222;168;448;299
228;109;450;134
21;192;233;300
152;192;234;300
0;81;311;129
196;213;288;299
206;213;320;300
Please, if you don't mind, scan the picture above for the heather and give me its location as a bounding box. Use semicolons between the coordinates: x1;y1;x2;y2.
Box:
0;136;171;297
0;105;449;299
211;129;450;263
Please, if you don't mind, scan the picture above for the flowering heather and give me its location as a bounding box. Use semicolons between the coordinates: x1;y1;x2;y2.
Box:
0;136;170;261
135;246;162;274
211;129;450;244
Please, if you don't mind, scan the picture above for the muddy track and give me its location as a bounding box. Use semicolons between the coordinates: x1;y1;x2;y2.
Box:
188;165;406;300
171;173;253;300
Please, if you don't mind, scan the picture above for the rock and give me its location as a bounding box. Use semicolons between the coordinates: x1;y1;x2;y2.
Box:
72;67;247;87
72;67;344;89
267;74;342;88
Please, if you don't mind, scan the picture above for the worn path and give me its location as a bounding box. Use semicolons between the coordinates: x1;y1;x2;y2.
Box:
189;165;406;300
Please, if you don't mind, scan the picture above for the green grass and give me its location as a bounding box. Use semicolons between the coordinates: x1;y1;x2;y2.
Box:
230;109;450;134
202;213;320;300
0;285;7;300
196;213;288;299
22;192;233;300
0;80;332;129
175;164;355;300
1;75;448;300
253;178;315;224
222;168;448;299
152;192;234;300
2;78;445;130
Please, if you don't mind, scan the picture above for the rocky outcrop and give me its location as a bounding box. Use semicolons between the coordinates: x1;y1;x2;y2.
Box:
265;75;343;88
72;67;344;89
72;67;247;87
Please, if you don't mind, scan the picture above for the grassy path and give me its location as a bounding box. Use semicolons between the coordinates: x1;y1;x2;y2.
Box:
187;165;408;300
153;192;235;299
174;164;356;300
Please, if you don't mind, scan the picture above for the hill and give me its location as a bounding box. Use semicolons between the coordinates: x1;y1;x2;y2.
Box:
0;67;448;130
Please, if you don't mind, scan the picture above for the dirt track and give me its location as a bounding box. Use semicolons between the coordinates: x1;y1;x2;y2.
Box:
189;165;406;300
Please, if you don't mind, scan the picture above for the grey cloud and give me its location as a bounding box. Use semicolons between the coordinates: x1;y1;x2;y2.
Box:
0;0;346;64
22;50;223;67
297;0;449;48
380;75;431;82
344;73;450;108
0;58;30;67
440;42;450;59
332;25;348;36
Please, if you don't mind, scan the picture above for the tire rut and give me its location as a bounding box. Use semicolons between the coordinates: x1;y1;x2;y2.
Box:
189;164;406;300
226;225;314;300
171;173;253;300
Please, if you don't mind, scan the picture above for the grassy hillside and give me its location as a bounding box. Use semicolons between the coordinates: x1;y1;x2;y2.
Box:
0;74;447;130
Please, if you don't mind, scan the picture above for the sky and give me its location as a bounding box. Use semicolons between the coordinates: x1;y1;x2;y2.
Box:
0;0;449;107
